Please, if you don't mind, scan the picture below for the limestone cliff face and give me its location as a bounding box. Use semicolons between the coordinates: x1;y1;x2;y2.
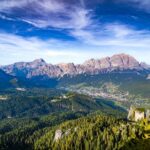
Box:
128;106;146;122
57;63;77;75
146;110;150;121
1;54;149;78
83;54;140;70
127;106;135;121
110;54;139;68
54;130;62;141
134;111;145;122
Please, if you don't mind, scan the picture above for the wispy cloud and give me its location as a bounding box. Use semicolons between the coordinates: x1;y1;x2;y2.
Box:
117;0;150;12
22;8;91;30
0;31;85;64
1;26;150;65
0;0;150;65
71;23;150;47
0;14;15;21
0;0;28;11
0;0;92;30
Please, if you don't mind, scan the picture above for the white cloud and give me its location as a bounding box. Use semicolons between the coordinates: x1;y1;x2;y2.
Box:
21;8;91;29
0;0;91;30
71;23;150;47
35;1;65;13
1;29;150;65
0;32;85;65
0;0;27;11
105;24;134;38
117;0;150;12
0;1;150;65
0;14;15;21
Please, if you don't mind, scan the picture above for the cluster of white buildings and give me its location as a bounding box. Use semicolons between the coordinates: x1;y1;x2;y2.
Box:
66;86;128;102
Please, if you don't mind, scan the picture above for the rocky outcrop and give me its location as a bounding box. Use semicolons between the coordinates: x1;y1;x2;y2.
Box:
128;106;144;121
1;54;149;79
54;129;71;142
134;111;145;122
128;106;150;122
58;63;77;75
146;110;150;121
127;106;135;121
54;129;62;141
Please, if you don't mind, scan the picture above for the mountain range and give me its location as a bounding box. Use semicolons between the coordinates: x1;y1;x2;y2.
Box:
1;54;150;79
0;54;150;150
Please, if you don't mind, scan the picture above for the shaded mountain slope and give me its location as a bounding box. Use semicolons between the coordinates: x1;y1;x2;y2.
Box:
0;69;19;89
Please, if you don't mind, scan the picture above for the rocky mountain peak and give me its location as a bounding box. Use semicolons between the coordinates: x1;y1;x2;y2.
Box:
0;53;149;79
83;53;140;70
57;63;77;75
32;59;46;65
110;53;140;68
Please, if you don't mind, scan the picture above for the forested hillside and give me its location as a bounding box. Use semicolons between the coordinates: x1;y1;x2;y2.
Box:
34;115;149;150
0;112;85;150
1;113;149;150
0;89;126;119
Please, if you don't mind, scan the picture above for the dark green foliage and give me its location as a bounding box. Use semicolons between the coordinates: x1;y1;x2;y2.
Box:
0;113;144;150
0;73;149;150
0;89;126;119
0;88;65;119
0;107;147;150
121;139;150;150
0;88;129;150
0;111;85;150
34;115;145;150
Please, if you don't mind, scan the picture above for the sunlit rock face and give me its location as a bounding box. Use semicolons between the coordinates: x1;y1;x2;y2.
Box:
127;106;135;121
83;54;140;70
1;54;149;79
54;129;62;141
146;110;150;121
128;106;149;122
110;54;140;69
134;111;145;122
57;63;77;75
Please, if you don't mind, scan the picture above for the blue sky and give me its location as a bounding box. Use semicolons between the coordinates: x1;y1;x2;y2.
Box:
0;0;150;65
